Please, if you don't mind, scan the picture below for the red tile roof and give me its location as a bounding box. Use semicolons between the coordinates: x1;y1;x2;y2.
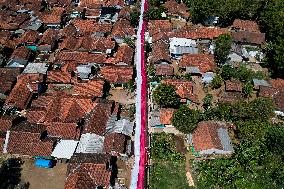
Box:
46;122;80;139
100;65;133;84
192;121;227;152
4;75;35;109
114;44;134;65
160;108;175;125
164;1;189;19
149;40;171;64
39;29;59;45
20;30;40;44
232;19;260;33
72;19;112;34
73;79;105;98
0;116;16;132
0;68;22;95
179;54;216;73
40;14;62;24
232;31;265;45
61;24;78;38
47;70;72;84
259;86;284;112
83;100;114;135
155;64;174;76
65;163;111;189
79;0;102;9
7;122;56;156
225;80;242;92
161;79;194;99
11;46;31;60
103;133;126;154
148;20;172;36
56;52;106;64
269;79;284;89
112;19;135;38
169;26;228;39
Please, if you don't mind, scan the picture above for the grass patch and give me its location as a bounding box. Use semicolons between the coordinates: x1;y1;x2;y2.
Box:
149;161;190;189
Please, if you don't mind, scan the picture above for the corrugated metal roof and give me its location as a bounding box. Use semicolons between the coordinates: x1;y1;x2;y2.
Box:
76;133;104;154
217;128;234;152
51;140;79;159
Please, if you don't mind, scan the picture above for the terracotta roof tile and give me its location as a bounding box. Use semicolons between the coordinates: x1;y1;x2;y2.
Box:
161;79;193;99
100;65;133;83
232;31;265;45
46;122;80;139
61;24;78;38
73;79;105;98
192;121;227;152
11;46;31;60
83;100;114;135
156;64;174;76
47;70;72;84
169;26;228;39
179;54;215;73
0;68;22;95
20;30;40;44
40;14;62;24
159;108;175;125
56;52;106;64
0;116;16;132
72;19;112;34
39;29;59;45
112;19;135;38
79;0;103;9
163;0;190;19
114;44;134;65
148;20;172;36
104;0;124;7
225;80;242;92
103;133;126;154
269;79;284;89
149;40;171;64
65;163;111;189
232;19;260;33
7;121;56;156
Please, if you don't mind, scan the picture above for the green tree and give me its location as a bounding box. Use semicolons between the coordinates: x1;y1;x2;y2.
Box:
145;6;166;20
172;105;201;133
153;84;179;107
123;37;135;48
236;65;252;82
130;11;140;27
214;34;232;64
203;94;213;109
242;82;253;97
221;65;236;80
210;74;223;89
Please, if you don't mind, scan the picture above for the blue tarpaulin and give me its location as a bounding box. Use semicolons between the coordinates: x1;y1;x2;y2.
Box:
34;159;53;168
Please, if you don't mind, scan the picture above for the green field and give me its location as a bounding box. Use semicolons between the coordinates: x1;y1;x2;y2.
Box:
149;161;190;189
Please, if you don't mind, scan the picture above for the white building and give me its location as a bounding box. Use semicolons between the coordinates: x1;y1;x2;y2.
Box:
169;37;198;58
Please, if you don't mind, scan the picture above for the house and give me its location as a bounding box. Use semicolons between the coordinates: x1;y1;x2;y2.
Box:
51;139;79;159
103;133;126;155
27;91;96;139
83;100;115;135
179;54;216;73
169;37;198;58
161;79;196;103
163;0;190;20
79;0;103;9
76;63;98;80
232;19;260;33
99;66;133;87
219;91;243;104
148;20;172;37
7;121;57;156
232;31;265;46
64;153;112;189
72;19;112;36
6;46;31;68
4;74;41;110
0;68;22;96
56;51;106;64
159;108;175;126
225;80;242;92
19;30;40;47
112;19;135;43
149;40;171;65
155;64;174;76
39;7;65;28
112;44;134;66
38;29;59;52
190;121;234;155
73;79;105;98
85;8;102;19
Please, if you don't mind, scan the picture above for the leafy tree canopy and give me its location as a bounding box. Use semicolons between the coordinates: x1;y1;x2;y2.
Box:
172;105;201;133
214;34;232;64
152;83;179;107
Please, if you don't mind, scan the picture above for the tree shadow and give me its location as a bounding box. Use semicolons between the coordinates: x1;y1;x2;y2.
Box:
0;158;29;189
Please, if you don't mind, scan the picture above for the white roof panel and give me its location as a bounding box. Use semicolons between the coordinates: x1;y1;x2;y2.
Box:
51;140;79;159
